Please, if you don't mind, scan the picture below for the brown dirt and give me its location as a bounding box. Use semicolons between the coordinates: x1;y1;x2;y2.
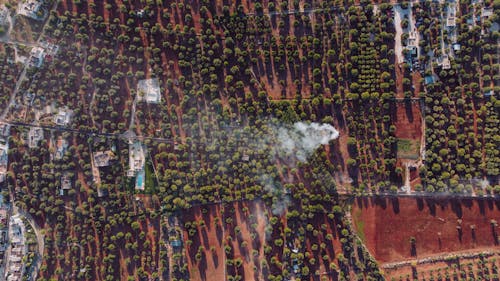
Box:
395;63;404;99
409;166;422;188
183;204;226;281
412;71;422;97
331;127;352;193
304;212;343;278
352;197;500;263
393;101;422;141
182;201;270;281
227;201;268;281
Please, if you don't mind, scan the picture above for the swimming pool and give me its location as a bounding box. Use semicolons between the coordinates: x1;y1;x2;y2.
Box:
136;169;145;190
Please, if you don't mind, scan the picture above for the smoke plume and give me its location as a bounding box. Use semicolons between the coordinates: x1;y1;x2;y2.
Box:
263;122;339;215
209;120;340;215
273;122;339;163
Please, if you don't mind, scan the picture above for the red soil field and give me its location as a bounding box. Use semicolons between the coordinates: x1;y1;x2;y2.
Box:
304;212;343;280
352;197;500;263
182;200;345;281
408;165;422;188
182;200;269;281
393;101;423;141
182;204;225;281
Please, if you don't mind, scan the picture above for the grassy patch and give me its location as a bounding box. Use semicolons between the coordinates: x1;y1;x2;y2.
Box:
126;177;135;194
144;159;157;194
397;138;420;159
353;209;365;243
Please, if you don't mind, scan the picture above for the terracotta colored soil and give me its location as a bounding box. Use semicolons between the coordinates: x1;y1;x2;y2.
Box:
395;63;404;99
393;101;422;140
183;204;226;281
182;201;269;281
352;197;500;263
227;201;268;281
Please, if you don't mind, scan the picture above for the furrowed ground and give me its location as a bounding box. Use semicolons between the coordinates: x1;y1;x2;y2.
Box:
0;0;497;280
353;197;500;263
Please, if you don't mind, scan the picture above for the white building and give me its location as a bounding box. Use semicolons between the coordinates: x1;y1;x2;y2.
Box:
0;122;10;139
28;127;44;148
0;6;9;27
137;78;161;104
29;46;45;68
40;40;59;56
60;172;72;193
5;215;26;281
481;7;493;18
17;0;45;21
54;109;72;126
0;143;7;183
54;137;68;160
128;141;145;177
93;150;115;167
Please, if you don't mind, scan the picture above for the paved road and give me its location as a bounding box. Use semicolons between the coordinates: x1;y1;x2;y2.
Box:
381;248;500;269
1;67;27;120
0;120;177;143
393;4;406;64
340;190;489;200
0;38;38;48
0;6;15;42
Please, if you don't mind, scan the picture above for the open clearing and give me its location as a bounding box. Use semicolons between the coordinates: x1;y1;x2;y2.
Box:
397;138;420;160
393;101;423;142
352;197;500;263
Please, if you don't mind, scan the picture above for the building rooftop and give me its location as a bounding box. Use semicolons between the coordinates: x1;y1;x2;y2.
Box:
0;122;11;138
17;0;45;21
482;7;493;18
93;150;115;167
128;141;145;176
171;240;182;247
28;127;44;148
61;173;72;190
0;6;9;27
137;78;161;104
54;137;68;160
484;90;494;96
490;22;499;33
437;55;451;70
54;109;72;126
7;273;22;281
241;154;250;161
446;16;456;27
0;146;7;162
424;75;435;85
29;46;45;68
39;40;59;56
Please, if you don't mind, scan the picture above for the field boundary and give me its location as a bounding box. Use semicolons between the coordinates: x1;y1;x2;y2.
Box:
381;248;500;270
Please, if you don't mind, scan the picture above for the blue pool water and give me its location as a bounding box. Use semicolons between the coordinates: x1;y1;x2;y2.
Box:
136;169;145;190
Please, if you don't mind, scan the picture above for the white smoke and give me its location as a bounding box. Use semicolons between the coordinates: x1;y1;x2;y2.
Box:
211;120;340;216
261;174;290;215
272;195;290;216
259;122;339;215
471;178;490;191
274;122;339;162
